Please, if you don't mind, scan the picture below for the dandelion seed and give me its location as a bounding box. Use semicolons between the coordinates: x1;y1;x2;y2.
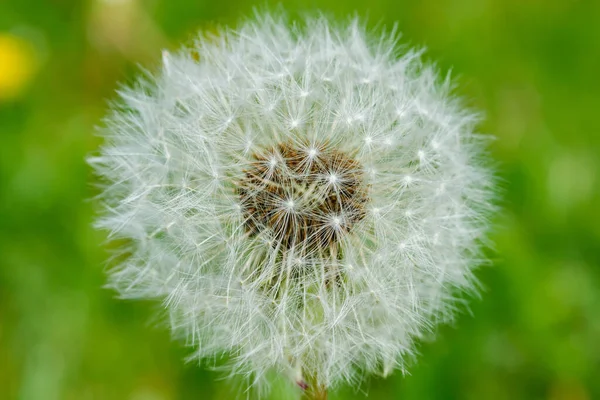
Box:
91;12;495;398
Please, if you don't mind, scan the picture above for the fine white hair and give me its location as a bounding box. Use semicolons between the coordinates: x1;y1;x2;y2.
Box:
91;12;495;395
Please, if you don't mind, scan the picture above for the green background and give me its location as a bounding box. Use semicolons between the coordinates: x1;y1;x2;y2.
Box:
1;0;599;399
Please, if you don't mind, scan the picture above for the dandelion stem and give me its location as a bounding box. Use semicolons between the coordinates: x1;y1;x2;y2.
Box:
302;374;327;400
303;385;327;400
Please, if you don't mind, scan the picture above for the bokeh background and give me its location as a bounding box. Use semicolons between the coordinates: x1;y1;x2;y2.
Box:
1;0;599;399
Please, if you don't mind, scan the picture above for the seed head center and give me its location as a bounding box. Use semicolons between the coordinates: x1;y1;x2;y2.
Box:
237;143;368;252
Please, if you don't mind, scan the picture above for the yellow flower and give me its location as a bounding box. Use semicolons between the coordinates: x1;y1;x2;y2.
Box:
0;34;36;101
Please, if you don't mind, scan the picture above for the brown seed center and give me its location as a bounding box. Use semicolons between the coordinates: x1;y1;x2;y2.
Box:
237;143;368;253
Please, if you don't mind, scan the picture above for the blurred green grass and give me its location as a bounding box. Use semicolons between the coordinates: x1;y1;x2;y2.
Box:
1;0;599;399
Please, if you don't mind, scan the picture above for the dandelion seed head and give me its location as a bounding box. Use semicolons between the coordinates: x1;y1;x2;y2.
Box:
237;142;368;252
91;12;496;394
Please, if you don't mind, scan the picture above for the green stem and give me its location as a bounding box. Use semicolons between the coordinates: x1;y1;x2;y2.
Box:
303;386;327;400
302;376;327;400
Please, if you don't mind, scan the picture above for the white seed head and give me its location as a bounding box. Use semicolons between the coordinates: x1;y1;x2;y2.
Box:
91;13;495;394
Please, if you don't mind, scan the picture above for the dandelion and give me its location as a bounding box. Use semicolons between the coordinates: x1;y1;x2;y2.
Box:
90;12;495;399
0;33;37;101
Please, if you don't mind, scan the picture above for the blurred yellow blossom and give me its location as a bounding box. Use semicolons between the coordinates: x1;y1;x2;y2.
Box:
0;33;37;100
